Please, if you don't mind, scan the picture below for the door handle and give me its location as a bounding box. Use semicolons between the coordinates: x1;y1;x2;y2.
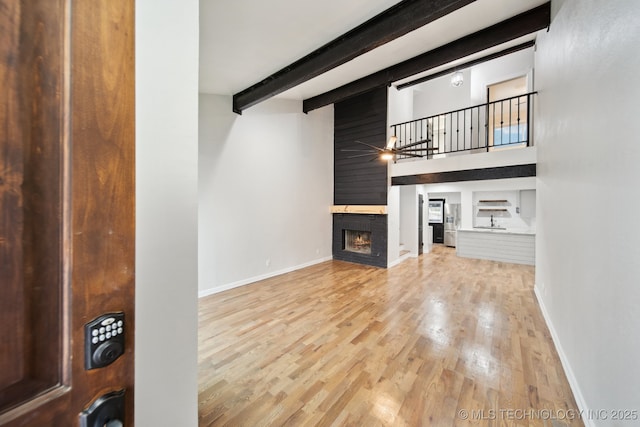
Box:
79;389;125;427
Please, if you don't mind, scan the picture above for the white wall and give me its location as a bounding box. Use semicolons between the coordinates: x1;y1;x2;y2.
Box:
135;0;199;425
387;87;414;267
387;186;401;266
428;192;461;204
400;47;534;121
472;190;535;230
535;0;640;424
391;145;536;177
412;69;471;119
388;85;414;130
399;186;419;255
198;95;334;296
469;48;534;104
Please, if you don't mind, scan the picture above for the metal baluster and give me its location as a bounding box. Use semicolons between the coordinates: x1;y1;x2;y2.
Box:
444;115;448;153
421;119;424;157
516;98;520;144
463;109;467;151
500;100;504;146
480;105;483;150
526;94;532;146
486;101;490;152
438;115;441;152
449;113;452;152
469;108;473;150
409;120;413;146
509;98;512;145
452;111;460;151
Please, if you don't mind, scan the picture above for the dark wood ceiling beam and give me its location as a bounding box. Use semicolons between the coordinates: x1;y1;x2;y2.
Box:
396;40;535;90
392;164;537;186
303;2;550;113
231;0;477;114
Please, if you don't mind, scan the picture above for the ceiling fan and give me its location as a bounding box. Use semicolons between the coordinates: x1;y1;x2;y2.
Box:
341;136;437;162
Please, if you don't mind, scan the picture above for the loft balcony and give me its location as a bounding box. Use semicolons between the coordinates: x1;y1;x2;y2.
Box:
390;92;537;161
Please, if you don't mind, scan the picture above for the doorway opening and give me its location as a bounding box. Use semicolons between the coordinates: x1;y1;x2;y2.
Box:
487;75;529;150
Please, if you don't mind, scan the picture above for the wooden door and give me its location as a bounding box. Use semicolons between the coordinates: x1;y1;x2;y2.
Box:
0;1;135;425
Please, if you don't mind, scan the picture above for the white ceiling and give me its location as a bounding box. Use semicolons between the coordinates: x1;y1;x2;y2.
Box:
199;0;547;102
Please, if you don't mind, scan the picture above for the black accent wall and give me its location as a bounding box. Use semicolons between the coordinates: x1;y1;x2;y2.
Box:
334;87;388;205
333;87;389;268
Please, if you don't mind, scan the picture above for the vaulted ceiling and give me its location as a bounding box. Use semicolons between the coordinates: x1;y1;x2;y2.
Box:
199;0;549;113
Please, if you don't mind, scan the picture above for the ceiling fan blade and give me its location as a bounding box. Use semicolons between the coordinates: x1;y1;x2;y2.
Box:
395;147;439;152
398;138;430;149
354;140;384;151
345;153;379;159
386;136;397;149
397;152;424;158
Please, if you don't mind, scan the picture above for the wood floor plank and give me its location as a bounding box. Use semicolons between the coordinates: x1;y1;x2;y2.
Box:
198;246;583;426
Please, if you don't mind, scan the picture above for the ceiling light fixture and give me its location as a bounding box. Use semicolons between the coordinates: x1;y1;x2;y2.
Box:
451;70;464;87
380;150;394;161
381;136;398;161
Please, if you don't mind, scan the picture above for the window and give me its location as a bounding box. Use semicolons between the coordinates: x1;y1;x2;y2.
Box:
493;123;528;146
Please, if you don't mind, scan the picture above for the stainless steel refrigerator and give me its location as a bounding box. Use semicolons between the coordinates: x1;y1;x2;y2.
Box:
444;203;460;247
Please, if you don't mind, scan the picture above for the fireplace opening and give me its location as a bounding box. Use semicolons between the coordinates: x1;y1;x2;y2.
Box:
344;229;372;254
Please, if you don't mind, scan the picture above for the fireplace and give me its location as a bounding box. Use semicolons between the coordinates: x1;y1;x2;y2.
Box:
344;230;372;254
333;214;387;268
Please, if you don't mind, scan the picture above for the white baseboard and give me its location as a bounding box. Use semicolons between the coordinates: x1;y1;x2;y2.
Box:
387;251;414;268
534;286;593;427
198;256;333;298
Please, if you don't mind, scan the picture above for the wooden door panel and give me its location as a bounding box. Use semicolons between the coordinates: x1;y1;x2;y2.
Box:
0;0;65;414
0;0;134;425
68;0;135;420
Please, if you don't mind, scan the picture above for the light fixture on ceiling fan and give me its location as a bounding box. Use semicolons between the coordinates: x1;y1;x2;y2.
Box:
341;136;436;162
451;70;464;87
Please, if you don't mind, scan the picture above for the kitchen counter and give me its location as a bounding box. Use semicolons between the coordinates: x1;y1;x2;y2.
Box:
458;227;536;235
456;228;535;265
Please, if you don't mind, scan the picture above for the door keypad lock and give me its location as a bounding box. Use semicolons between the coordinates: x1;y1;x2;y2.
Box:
85;312;125;370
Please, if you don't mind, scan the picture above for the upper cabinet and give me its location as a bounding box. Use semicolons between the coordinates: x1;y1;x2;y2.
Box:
519;189;536;218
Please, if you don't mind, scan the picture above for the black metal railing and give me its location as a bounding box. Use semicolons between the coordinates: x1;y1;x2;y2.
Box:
390;92;537;160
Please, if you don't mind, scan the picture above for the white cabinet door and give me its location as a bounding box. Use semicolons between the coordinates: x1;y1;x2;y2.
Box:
520;190;536;218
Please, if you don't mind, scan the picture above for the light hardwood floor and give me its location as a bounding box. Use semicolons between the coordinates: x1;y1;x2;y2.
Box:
198;245;583;426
